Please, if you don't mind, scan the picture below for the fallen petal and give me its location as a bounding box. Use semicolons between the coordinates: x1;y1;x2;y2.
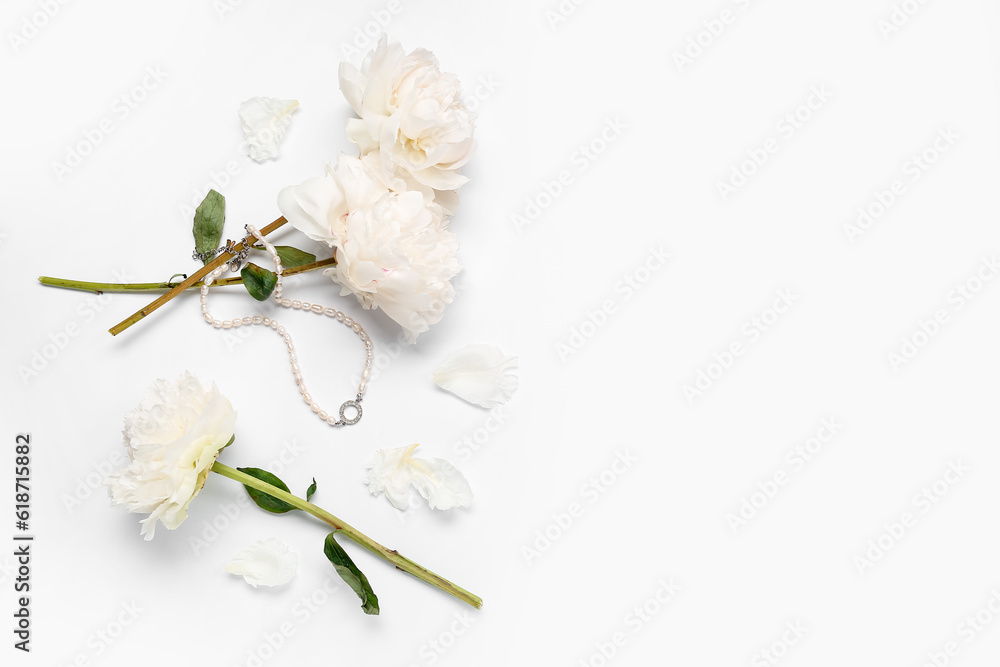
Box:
239;97;299;162
364;444;472;511
225;537;299;588
407;456;473;510
433;344;518;408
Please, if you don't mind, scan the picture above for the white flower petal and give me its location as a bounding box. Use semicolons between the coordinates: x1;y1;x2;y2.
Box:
225;538;299;588
341;36;475;192
239;97;299;162
106;372;236;540
433;344;518;408
364;443;420;510
408;457;473;510
277;154;460;343
364;444;472;511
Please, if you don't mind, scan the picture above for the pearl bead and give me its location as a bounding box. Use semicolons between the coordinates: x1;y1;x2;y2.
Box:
200;243;374;428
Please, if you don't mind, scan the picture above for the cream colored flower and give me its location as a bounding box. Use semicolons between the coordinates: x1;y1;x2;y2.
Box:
278;154;461;343
239;97;299;162
364;444;472;510
226;538;299;588
433;344;518;408
106;373;237;540
339;35;476;193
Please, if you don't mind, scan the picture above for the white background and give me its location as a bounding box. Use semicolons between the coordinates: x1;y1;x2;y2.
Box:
3;1;1000;665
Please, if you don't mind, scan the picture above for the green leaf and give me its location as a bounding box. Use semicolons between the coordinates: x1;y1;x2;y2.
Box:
275;246;317;268
236;467;297;513
324;532;379;615
306;478;317;502
193;190;225;265
241;263;277;301
252;245;317;268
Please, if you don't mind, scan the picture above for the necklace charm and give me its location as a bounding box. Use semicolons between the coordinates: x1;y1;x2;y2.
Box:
199;224;373;427
339;398;362;425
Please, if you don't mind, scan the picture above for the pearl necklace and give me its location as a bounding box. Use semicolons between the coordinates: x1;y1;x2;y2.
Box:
199;224;373;426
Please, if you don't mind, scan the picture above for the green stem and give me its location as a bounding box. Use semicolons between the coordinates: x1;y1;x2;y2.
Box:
210;461;483;609
38;257;337;295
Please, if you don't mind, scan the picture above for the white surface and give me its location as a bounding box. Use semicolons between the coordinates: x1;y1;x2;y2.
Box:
3;1;1000;665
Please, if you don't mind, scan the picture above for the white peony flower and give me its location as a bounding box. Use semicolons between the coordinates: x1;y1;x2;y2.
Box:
277;154;461;343
239;97;299;162
339;35;476;193
226;538;299;588
106;373;237;540
364;444;472;511
433;344;518;408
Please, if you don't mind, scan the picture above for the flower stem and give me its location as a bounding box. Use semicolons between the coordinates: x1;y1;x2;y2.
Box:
210;461;483;609
106;216;288;336
38;257;336;294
